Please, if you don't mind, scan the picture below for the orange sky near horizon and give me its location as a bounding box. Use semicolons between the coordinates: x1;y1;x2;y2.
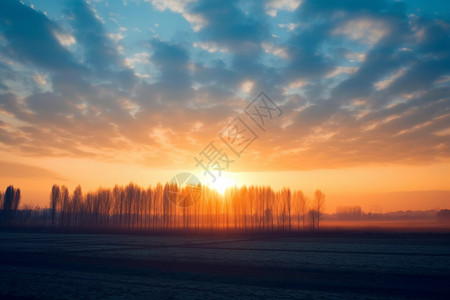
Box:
1;148;449;212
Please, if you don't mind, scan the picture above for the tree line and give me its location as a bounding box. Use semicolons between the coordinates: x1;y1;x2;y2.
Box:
1;183;326;232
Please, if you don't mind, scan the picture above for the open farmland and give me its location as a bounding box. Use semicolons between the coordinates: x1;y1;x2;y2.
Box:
0;230;449;299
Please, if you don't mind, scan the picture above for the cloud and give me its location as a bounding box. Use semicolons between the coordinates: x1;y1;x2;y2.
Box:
68;1;127;72
193;42;229;53
287;79;308;91
191;0;269;54
124;52;151;69
265;0;302;17
261;42;289;59
333;17;389;45
32;73;47;85
0;0;81;73
107;32;124;43
150;0;206;32
0;0;449;173
53;31;76;48
374;68;406;90
146;39;193;101
278;23;301;31
326;66;359;78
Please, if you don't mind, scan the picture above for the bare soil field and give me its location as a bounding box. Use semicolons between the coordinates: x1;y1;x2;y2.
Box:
0;230;449;299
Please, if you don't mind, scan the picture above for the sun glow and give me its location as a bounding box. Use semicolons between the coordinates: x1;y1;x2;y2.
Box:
209;176;236;194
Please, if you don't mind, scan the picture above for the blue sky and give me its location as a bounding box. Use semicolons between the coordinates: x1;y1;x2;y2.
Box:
0;0;449;177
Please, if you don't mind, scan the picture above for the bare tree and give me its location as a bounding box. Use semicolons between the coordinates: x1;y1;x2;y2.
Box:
308;209;316;231
314;189;325;231
60;186;69;227
50;185;61;228
125;183;135;229
3;186;15;224
72;185;82;227
12;188;20;220
285;188;292;231
293;190;306;231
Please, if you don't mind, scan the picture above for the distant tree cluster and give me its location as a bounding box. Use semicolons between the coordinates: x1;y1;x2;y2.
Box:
437;209;450;222
9;183;324;232
330;208;441;221
336;206;362;220
0;185;21;225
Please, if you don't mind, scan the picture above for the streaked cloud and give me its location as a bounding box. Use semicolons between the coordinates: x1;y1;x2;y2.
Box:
333;17;389;45
265;0;302;17
150;0;206;32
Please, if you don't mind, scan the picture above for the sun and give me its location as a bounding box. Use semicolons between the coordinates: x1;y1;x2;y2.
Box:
210;176;235;194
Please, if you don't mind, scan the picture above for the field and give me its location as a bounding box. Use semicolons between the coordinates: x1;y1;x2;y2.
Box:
1;230;449;299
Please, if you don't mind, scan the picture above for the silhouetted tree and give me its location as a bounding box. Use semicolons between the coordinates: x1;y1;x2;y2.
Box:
72;185;83;227
336;206;362;220
59;186;70;227
0;186;20;225
309;209;316;231
3;186;15;224
285;188;292;231
294;190;306;231
50;185;60;228
12;188;20;220
314;189;325;230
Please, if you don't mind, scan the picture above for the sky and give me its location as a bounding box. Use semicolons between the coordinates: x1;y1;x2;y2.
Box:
0;0;449;212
